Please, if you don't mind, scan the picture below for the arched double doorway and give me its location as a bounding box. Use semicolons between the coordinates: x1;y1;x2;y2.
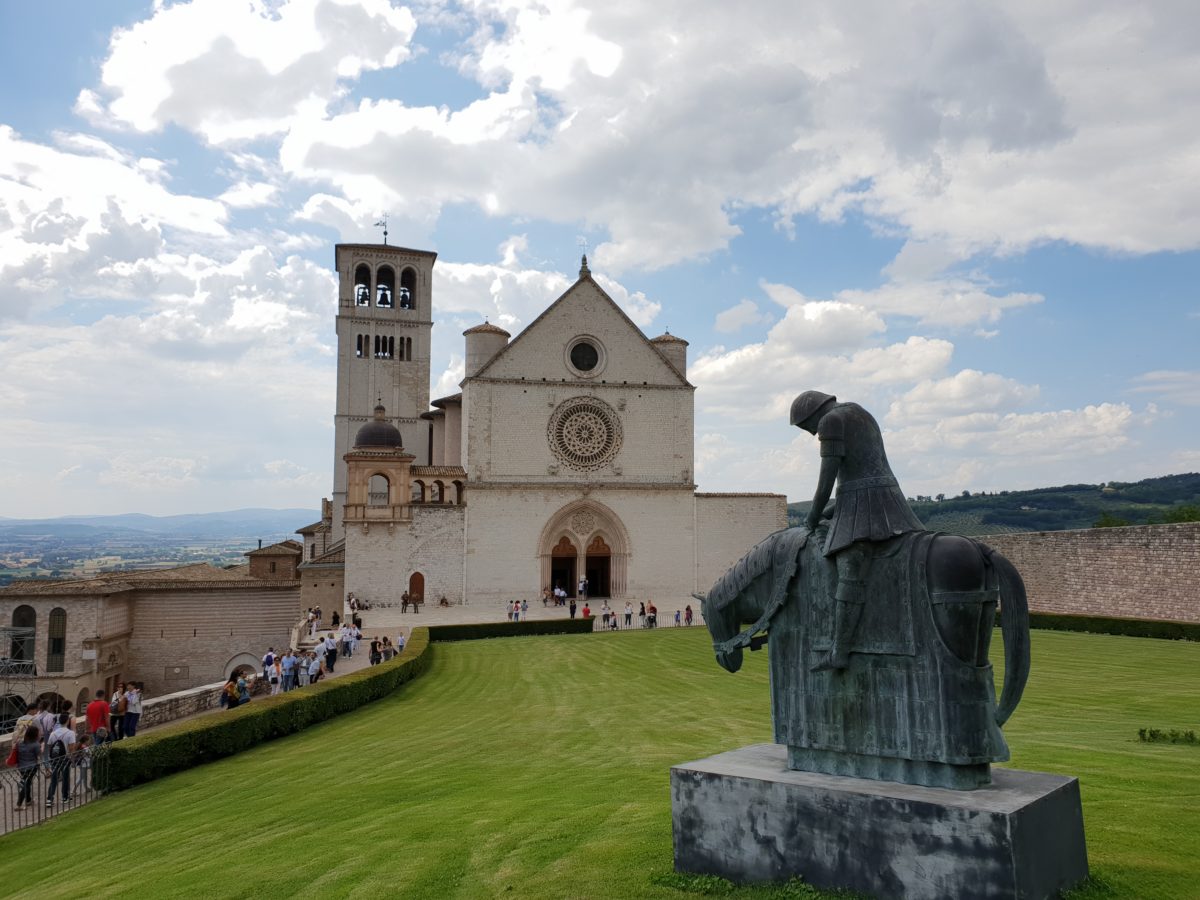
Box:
538;501;630;599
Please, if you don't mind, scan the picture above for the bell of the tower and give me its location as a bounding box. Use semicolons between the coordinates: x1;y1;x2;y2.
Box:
330;243;436;541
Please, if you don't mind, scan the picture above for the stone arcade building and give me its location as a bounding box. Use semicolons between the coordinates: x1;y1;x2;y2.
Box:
0;544;301;726
298;244;788;610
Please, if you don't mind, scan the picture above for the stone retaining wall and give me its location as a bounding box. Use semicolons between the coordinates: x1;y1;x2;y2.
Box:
985;522;1200;624
138;675;267;730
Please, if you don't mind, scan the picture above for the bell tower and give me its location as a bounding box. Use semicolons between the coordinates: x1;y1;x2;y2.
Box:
331;243;435;540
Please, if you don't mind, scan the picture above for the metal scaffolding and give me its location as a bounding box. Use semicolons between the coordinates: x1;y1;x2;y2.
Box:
1;625;40;733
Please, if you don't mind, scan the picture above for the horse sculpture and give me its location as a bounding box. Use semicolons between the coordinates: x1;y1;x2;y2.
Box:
698;519;1030;789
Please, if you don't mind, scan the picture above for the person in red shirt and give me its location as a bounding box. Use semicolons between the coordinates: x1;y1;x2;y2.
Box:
85;689;110;742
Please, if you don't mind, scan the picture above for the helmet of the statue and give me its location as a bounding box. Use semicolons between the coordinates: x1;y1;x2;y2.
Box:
790;390;836;428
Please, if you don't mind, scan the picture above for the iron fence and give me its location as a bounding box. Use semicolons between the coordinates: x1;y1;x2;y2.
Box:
1;745;110;837
588;614;700;631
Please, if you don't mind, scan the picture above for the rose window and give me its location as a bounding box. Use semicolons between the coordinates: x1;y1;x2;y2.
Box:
548;398;622;471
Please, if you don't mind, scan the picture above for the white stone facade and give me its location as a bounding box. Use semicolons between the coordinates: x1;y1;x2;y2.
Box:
327;249;787;609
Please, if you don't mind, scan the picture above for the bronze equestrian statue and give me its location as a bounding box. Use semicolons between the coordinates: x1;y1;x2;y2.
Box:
697;392;1031;790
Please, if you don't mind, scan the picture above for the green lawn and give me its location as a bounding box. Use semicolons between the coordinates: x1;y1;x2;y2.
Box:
2;629;1198;899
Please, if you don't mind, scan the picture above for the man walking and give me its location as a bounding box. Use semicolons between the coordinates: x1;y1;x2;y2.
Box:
46;712;77;806
324;633;338;673
85;689;110;742
281;649;296;692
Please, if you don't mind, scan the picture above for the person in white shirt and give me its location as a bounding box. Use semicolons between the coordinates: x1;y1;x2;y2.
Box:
123;683;144;737
46;713;77;805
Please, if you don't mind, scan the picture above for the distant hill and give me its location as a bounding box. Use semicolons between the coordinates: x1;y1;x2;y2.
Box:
786;473;1200;535
0;508;319;541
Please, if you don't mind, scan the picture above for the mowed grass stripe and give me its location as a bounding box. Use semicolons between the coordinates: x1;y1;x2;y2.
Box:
0;628;1196;899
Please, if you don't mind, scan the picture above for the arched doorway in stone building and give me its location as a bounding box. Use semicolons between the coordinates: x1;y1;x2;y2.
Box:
549;536;578;597
585;535;612;598
408;571;425;603
538;500;630;599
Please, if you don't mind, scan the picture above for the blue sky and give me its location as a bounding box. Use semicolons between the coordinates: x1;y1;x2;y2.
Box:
0;0;1197;517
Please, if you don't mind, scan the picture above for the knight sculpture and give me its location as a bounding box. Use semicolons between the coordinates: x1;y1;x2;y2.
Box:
698;391;1031;790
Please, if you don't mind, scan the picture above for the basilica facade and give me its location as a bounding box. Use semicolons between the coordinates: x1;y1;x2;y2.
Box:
297;243;786;609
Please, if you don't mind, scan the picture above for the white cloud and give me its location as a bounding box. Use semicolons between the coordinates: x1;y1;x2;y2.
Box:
68;0;1200;274
1129;370;1200;407
219;181;280;208
888;370;1039;423
89;0;417;144
714;299;772;333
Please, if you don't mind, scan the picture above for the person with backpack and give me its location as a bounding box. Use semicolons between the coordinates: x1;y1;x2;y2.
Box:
35;700;56;763
46;712;76;806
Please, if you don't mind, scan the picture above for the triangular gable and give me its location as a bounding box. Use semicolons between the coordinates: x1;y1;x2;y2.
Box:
469;275;689;386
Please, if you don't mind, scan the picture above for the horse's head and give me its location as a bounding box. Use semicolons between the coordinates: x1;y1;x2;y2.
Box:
693;590;744;673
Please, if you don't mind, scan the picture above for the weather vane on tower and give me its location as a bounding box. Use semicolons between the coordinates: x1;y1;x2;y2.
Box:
374;214;389;246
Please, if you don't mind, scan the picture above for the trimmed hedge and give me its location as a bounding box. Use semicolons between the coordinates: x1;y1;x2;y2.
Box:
428;618;595;642
1029;613;1200;642
103;627;432;792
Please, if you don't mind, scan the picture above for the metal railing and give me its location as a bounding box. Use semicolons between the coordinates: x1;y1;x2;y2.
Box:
588;614;700;631
1;745;110;837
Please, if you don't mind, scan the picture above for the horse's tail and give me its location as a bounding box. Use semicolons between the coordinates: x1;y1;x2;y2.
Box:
983;545;1031;726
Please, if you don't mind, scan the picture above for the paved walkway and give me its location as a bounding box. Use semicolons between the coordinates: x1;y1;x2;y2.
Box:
352;597;705;637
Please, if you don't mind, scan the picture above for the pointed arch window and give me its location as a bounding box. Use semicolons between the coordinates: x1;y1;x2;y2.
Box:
47;607;66;673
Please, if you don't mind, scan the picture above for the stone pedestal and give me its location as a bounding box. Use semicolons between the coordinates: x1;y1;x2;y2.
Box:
671;744;1088;900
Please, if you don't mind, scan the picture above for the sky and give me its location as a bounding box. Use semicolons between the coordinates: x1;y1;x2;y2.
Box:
0;0;1197;518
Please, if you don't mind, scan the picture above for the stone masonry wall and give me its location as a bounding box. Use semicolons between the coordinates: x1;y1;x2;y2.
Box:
695;494;790;593
127;587;297;695
344;506;466;607
301;568;345;619
985;522;1200;623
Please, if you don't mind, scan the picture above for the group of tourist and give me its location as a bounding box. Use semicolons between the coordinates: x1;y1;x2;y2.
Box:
239;647;328;702
241;628;410;705
6;695;110;810
509;596;697;629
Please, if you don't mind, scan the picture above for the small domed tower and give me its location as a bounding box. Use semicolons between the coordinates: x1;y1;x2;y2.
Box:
651;330;689;378
463;321;511;378
342;404;415;532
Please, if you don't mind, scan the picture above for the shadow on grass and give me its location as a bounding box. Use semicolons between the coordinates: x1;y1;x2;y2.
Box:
650;871;864;898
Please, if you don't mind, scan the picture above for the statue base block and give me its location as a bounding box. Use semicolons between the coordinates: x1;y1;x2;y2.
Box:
671;744;1088;900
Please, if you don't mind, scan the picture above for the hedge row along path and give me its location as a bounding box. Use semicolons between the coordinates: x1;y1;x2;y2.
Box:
1;628;1198;898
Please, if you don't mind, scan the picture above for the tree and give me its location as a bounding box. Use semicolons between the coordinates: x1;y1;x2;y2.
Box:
1155;504;1200;524
1093;513;1131;528
935;493;945;502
